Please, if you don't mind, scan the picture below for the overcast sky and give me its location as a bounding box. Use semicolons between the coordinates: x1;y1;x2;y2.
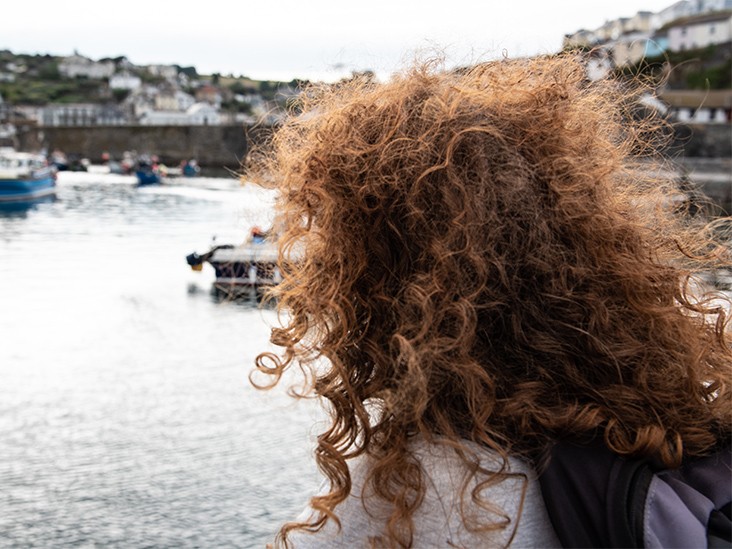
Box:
3;1;676;82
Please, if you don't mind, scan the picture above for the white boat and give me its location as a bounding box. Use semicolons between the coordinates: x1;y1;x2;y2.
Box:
0;149;57;202
187;230;282;295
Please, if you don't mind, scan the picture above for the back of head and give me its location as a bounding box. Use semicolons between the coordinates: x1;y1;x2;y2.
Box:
253;54;732;547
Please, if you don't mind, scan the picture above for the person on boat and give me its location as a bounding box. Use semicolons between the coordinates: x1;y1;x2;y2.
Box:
247;226;268;244
181;159;200;177
251;54;732;547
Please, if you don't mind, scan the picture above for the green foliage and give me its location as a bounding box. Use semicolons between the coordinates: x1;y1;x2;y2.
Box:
0;77;105;105
138;71;165;84
228;80;257;95
176;65;197;78
289;78;309;89
684;58;732;89
112;88;131;103
38;61;60;81
614;42;732;90
258;81;278;101
221;99;253;114
612;58;667;85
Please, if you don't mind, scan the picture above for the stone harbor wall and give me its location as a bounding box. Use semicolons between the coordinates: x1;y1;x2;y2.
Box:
669;123;732;159
13;121;730;169
16;124;254;169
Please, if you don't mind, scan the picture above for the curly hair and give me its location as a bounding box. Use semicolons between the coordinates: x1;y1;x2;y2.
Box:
251;55;732;547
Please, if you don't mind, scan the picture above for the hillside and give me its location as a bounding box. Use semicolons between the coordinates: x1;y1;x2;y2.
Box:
0;49;300;108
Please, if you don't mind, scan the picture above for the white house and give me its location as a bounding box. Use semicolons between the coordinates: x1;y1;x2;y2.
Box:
146;65;178;80
138;102;220;125
699;0;732;12
138;110;190;125
175;91;195;111
59;53;115;79
185;103;220;125
40;103;127;126
655;1;698;28
596;18;630;42
611;32;655;66
109;72;142;91
565;1;732;57
154;89;195;111
563;29;597;48
123;84;162;117
627;11;655;33
667;10;732;51
155;91;178;112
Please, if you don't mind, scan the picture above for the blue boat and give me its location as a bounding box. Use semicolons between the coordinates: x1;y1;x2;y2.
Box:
0;149;57;203
182;160;200;177
135;167;162;185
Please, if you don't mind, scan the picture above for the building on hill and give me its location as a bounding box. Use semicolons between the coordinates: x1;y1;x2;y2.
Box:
612;32;655;66
565;12;655;47
564;1;732;59
146;65;178;80
665;10;732;51
656;1;702;28
661;89;732;122
194;85;224;108
154;88;195;112
109;71;142;91
138;102;220;125
186;103;220;125
40;103;127;126
59;53;115;79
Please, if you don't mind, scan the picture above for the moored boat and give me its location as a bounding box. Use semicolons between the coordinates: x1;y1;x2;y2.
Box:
135;166;162;185
187;228;281;295
135;155;167;186
0;149;57;202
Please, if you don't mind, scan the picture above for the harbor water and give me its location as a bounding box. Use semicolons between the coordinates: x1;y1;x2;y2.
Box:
0;173;324;548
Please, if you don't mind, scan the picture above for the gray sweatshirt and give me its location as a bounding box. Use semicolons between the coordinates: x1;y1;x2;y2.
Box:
287;440;560;548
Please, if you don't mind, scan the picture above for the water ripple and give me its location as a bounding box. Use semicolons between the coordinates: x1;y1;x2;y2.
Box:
1;178;321;547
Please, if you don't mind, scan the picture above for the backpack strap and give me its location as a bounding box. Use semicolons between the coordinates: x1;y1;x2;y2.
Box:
644;447;731;548
538;440;650;547
539;442;732;548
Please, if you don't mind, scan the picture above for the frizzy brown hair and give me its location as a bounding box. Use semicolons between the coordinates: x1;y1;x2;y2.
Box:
251;55;732;547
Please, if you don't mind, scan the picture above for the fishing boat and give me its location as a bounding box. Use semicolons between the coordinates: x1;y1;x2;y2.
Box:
135;167;161;185
135;155;168;186
0;149;56;202
186;228;281;295
135;161;163;185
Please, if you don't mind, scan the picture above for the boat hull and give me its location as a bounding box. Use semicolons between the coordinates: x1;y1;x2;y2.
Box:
187;243;281;295
136;170;161;185
0;175;56;202
209;259;282;287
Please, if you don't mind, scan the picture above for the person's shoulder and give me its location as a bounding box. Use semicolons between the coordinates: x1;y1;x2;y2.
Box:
287;439;560;548
410;438;559;548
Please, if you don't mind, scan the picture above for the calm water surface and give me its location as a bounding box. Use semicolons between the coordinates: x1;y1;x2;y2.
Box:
0;173;324;548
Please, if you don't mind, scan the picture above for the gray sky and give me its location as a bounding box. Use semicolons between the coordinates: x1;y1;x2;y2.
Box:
3;1;675;81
